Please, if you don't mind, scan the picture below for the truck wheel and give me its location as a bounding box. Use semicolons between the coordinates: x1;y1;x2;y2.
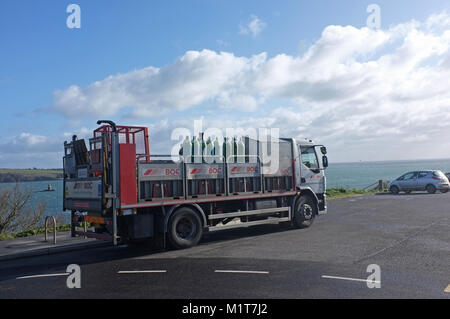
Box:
293;196;316;229
390;186;399;195
426;184;436;194
168;207;203;249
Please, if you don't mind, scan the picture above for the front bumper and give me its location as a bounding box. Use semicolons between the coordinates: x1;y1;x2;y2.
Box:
318;207;327;215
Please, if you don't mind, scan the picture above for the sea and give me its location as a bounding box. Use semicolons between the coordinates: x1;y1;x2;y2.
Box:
0;158;449;223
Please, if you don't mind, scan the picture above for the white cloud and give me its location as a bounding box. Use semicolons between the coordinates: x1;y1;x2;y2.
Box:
239;15;266;37
426;10;450;30
51;14;450;122
34;11;450;162
17;133;48;146
0;133;60;168
52;51;269;118
0;127;96;168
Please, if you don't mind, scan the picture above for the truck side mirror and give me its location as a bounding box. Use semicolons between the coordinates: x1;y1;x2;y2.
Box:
322;155;329;168
320;146;327;155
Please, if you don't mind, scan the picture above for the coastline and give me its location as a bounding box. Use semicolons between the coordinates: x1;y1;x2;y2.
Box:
0;169;63;184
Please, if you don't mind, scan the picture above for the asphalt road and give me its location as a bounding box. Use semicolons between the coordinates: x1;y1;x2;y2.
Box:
1;192;449;299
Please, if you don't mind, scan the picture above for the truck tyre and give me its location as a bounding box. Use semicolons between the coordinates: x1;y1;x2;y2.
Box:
293;196;316;229
426;184;436;194
168;207;203;249
390;186;399;195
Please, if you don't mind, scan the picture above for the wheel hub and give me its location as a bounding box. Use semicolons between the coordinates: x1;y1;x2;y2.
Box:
176;217;195;239
301;204;313;220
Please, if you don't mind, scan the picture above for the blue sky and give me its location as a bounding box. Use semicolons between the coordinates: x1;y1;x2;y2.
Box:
1;0;450;168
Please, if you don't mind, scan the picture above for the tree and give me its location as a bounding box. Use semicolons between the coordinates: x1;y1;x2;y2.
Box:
0;184;45;236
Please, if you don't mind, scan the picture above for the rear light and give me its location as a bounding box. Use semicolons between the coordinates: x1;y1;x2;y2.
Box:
94;172;102;177
432;177;441;180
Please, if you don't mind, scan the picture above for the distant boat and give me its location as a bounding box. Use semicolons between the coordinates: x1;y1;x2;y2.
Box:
36;184;55;193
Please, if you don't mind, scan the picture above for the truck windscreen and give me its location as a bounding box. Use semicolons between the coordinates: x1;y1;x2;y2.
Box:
300;146;319;170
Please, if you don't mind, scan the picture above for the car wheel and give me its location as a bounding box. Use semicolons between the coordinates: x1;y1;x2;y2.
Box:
390;186;399;195
293;196;316;229
440;189;448;194
168;207;203;249
426;184;436;194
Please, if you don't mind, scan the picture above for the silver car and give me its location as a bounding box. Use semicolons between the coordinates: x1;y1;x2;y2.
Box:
388;170;450;194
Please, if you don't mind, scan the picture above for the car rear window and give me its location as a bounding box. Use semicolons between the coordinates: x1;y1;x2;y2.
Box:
433;171;446;178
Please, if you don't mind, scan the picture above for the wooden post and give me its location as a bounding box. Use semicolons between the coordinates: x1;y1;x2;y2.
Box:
378;180;383;191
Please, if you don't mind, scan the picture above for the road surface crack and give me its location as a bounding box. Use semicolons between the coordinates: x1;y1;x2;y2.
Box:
353;220;440;264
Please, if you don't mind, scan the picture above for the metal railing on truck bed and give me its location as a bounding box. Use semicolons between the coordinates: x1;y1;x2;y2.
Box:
136;154;294;204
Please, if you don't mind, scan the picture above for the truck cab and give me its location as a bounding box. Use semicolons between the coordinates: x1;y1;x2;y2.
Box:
294;139;328;213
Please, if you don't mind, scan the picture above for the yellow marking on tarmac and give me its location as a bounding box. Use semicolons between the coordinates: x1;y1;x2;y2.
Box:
444;284;450;293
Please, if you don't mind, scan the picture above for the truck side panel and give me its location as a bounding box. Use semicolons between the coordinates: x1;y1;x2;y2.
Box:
119;143;137;206
64;178;103;212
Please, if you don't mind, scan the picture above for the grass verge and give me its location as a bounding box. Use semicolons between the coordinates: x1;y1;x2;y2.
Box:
326;188;378;199
0;224;71;241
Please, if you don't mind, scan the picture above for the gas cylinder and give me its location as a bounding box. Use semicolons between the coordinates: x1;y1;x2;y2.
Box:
204;137;214;164
225;137;234;163
182;136;192;163
192;136;202;163
213;137;222;163
233;137;238;163
237;137;245;163
201;134;206;163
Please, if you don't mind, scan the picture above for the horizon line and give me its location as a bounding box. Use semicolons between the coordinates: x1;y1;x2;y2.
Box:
1;157;450;170
331;157;450;165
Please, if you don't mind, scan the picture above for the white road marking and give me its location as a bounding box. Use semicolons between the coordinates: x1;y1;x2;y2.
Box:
16;273;69;280
215;270;269;274
118;270;167;274
444;284;450;293
322;275;380;284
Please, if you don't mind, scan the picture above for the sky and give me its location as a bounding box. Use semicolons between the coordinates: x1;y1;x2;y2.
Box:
0;0;450;168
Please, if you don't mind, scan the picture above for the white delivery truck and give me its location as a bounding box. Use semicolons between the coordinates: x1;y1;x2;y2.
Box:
63;120;329;249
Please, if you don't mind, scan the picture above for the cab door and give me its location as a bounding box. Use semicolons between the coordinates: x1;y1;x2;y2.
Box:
299;145;324;193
